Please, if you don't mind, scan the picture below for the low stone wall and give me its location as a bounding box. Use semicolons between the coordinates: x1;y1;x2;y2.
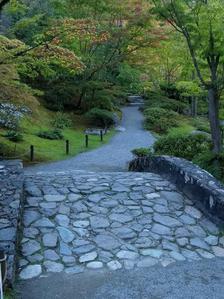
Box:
0;160;24;286
129;155;224;223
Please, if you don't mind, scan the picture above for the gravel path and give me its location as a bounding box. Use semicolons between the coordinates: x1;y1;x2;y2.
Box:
25;106;155;173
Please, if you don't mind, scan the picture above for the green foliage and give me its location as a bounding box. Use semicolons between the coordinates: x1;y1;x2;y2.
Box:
51;112;72;129
191;118;211;133
144;107;179;133
154;134;211;161
160;83;181;100
144;92;187;114
3;130;23;142
37;129;63;140
193;151;224;182
86;108;115;128
132;147;152;158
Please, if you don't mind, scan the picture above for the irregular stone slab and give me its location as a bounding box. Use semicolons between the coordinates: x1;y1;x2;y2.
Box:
22;240;41;256
179;215;196;225
152;224;172;235
185;206;202;219
73;245;95;255
44;195;66;202
116;250;139;260
169;251;186;261
24;211;40;227
107;260;122;271
204;235;218;246
145;193;160;200
181;249;201;261
140;249;163;258
55;215;70;227
177;238;188;247
94;234;120;250
62;256;76;264
33;218;55;228
87;261;103;269
90;216;110;229
112;227;137;239
73;221;89;228
153;214;182;228
20;265;42;280
197;249;215;259
43;233;58;248
79;251;97;263
57;227;75;243
44;261;64;272
109;213;133;223
153;204;169;213
190;238;210;250
0;227;16;241
60;242;72;256
44;250;60;261
40;202;57;209
68;194;82;202
212;246;224;257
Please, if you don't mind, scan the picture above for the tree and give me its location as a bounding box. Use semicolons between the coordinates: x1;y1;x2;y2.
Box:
0;0;10;13
152;0;224;154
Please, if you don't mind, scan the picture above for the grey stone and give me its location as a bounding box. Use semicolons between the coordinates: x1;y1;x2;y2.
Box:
212;246;224;257
43;233;58;248
153;214;182;228
73;220;89;228
0;227;16;241
152;224;172;235
27;254;43;263
44;250;60;261
190;238;210;250
90;216;110;229
62;256;76;264
140;249;163;258
73;245;95;255
44;195;66;202
204;235;218;246
177;238;188;247
55;215;70;227
79;251;97;263
57;227;75;243
116;250;139;260
22;240;41;256
24;210;40;226
169;251;186;261
94;234;120;250
20;265;42;280
109;213;133;223
112;227;137;239
185;206;202;219
44;261;64;272
40;202;57;209
60;242;72;256
33;218;55;228
65;266;84;274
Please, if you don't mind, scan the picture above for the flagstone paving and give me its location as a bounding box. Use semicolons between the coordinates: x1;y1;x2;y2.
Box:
18;170;223;280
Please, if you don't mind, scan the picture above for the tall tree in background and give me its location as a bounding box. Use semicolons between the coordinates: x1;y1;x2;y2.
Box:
152;0;224;154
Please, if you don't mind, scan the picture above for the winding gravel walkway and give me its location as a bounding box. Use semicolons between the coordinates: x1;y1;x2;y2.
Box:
26;106;155;173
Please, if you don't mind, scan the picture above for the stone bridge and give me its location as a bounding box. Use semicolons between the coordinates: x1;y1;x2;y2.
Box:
1;103;224;298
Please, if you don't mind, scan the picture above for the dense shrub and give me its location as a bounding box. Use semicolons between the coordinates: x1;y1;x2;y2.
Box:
154;133;211;161
193;151;224;182
160;83;181;100
132;147;152;158
191;118;210;133
4;130;23;142
86;108;116;128
144;107;179;133
37;129;63;140
51;112;72;129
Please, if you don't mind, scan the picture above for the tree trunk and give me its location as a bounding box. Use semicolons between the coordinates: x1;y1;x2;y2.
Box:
191;97;197;117
208;87;222;154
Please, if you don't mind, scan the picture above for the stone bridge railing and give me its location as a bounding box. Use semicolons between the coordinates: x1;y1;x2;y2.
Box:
0;160;24;286
129;155;224;224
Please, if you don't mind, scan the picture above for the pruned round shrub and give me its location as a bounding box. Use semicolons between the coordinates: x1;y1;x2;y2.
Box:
154;133;211;161
4;130;23;142
144;107;179;133
37;129;63;140
132;147;152;158
86;108;116;128
51;112;72;129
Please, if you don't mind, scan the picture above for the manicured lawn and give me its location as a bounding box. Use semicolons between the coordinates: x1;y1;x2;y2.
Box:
0;108;116;164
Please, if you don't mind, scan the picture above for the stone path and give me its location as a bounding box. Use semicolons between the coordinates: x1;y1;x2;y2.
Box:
25;106;155;173
18;171;224;280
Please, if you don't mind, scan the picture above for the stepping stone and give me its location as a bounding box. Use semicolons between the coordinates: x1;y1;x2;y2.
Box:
116;250;139;260
107;261;122;271
153;214;182;228
57;227;74;243
87;262;103;269
79;251;97;263
44;261;64;272
43;233;58;247
44;195;66;202
94;234;120;250
90;216;110;229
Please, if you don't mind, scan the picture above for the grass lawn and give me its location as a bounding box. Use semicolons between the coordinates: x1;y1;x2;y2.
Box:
0;107;116;165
